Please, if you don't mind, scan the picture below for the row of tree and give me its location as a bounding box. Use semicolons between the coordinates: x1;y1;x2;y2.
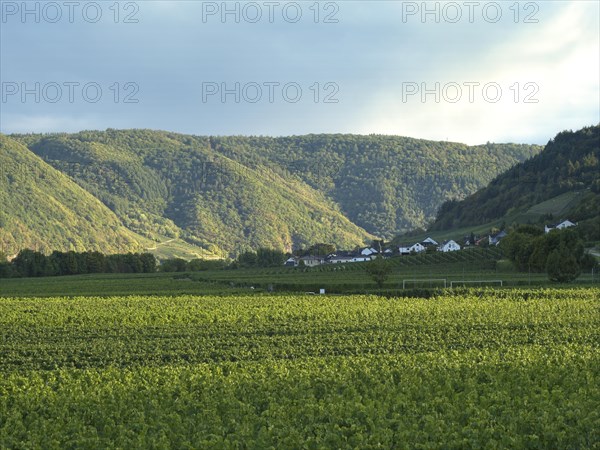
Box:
231;248;287;269
500;227;597;282
0;250;157;278
0;246;290;278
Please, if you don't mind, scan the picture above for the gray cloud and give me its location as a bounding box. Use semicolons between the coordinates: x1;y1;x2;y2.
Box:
1;1;597;144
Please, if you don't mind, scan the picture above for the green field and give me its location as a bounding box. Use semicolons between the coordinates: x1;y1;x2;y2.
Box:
0;268;595;298
1;289;598;448
0;250;598;298
0;272;241;298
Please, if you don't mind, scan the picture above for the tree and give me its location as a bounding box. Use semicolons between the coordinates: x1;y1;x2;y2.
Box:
123;253;144;273
139;253;157;273
297;243;336;257
0;260;13;278
502;228;586;277
365;256;392;289
500;233;535;271
160;258;188;272
85;251;106;274
546;247;581;283
256;247;286;267
580;253;598;271
12;249;54;277
237;251;258;268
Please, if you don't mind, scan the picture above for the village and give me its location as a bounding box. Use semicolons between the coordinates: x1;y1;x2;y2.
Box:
284;219;577;267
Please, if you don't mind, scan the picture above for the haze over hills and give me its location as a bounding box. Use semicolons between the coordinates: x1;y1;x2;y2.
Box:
1;130;541;257
430;125;600;238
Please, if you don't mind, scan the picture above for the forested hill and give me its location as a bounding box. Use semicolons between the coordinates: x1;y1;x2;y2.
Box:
0;135;143;256
430;125;600;231
3;130;540;257
200;135;539;238
7;132;375;257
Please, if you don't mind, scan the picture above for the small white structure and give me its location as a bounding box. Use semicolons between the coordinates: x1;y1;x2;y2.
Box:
410;242;426;253
438;240;461;252
421;237;438;247
399;242;426;255
284;257;299;267
360;247;378;256
299;256;325;267
351;256;372;262
488;230;507;246
545;220;577;234
328;256;355;264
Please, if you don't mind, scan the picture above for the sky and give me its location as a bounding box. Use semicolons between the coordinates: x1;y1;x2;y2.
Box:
1;0;598;145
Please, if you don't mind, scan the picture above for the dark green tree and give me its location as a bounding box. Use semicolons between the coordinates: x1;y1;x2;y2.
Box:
297;243;336;257
256;248;286;267
0;260;13;278
159;258;188;272
85;251;106;274
237;251;258;268
13;249;54;277
365;256;393;289
546;247;581;283
139;253;157;273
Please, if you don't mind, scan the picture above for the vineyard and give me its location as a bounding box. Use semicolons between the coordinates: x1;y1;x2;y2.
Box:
1;289;599;448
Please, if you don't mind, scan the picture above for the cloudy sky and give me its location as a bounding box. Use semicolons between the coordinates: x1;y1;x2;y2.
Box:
1;0;598;144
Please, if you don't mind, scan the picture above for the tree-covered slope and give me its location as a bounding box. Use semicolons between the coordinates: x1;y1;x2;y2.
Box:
0;135;144;256
6;130;540;256
16;131;375;256
206;135;540;237
430;125;600;231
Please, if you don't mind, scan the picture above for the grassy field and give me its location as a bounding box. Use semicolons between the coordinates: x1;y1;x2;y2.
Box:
0;272;238;297
0;289;598;448
0;264;597;297
525;190;586;218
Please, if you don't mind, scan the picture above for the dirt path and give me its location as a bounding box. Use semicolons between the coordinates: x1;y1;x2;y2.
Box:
145;238;176;251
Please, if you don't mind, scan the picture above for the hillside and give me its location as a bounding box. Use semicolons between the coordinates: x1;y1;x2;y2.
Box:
430;125;600;236
0;135;143;256
11;131;376;256
205;135;540;237
7;130;539;257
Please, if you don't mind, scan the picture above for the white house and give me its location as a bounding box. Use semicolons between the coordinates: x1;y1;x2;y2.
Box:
545;220;577;234
328;256;355;264
284;257;298;267
421;237;438;247
352;256;373;262
399;242;426;255
360;247;378;256
488;230;507;246
299;256;325;267
410;243;426;253
438;240;461;252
